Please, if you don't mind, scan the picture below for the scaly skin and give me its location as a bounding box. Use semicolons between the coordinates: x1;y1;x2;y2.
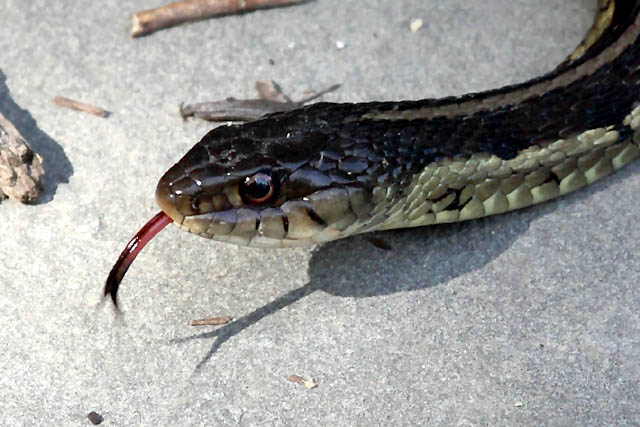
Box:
154;1;640;248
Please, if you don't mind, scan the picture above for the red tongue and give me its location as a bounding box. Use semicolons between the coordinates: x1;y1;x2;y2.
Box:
104;211;173;307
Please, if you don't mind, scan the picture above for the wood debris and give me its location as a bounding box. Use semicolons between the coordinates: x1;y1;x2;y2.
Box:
0;112;44;203
180;80;340;122
131;0;306;37
180;98;299;122
288;374;317;389
189;315;233;326
53;96;110;118
255;79;288;103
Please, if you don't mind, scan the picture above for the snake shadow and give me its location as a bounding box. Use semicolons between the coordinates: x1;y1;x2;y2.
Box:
174;160;638;369
177;214;533;369
0;70;72;203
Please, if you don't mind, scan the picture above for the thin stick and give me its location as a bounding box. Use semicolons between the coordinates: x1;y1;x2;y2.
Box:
53;96;110;118
189;316;233;326
131;0;306;37
288;375;318;389
180;80;340;122
256;80;290;103
180;98;300;122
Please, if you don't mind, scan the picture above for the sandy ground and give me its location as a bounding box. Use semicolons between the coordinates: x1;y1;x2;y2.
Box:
1;0;638;425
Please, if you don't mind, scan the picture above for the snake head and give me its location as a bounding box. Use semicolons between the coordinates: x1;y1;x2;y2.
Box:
155;111;378;247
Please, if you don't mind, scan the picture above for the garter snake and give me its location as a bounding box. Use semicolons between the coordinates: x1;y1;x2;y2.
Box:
105;0;640;304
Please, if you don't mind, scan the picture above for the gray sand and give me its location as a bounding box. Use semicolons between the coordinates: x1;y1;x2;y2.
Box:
1;0;638;425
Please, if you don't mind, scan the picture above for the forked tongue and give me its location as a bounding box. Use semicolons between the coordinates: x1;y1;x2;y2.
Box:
104;211;173;307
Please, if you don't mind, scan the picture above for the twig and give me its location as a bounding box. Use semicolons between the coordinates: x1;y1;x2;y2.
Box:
189;315;233;326
0;112;44;203
131;0;306;37
53;96;110;118
180;98;299;122
180;80;340;122
288;374;317;389
287;83;341;104
255;80;290;103
256;79;342;104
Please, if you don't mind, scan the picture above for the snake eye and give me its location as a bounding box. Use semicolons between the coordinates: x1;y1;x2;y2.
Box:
241;172;275;204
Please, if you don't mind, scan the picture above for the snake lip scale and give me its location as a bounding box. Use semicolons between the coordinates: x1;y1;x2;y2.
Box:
105;0;640;307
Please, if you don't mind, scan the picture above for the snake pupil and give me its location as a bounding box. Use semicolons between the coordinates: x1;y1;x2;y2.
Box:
242;172;274;204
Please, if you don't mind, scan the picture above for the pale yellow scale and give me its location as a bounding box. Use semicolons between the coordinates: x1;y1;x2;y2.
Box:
366;106;640;233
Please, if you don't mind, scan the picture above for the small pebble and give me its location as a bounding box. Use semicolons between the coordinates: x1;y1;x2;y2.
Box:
410;18;423;32
87;411;104;425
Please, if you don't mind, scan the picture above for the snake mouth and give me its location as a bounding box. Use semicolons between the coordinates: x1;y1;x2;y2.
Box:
174;188;366;247
155;179;186;225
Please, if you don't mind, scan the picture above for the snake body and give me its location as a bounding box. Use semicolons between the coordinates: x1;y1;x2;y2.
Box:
155;0;640;248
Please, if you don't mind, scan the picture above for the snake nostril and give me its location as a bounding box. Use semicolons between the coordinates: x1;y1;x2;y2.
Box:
190;195;215;214
190;196;201;213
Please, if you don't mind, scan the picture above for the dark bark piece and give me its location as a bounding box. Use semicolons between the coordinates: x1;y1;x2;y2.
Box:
131;0;306;37
0;112;44;203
